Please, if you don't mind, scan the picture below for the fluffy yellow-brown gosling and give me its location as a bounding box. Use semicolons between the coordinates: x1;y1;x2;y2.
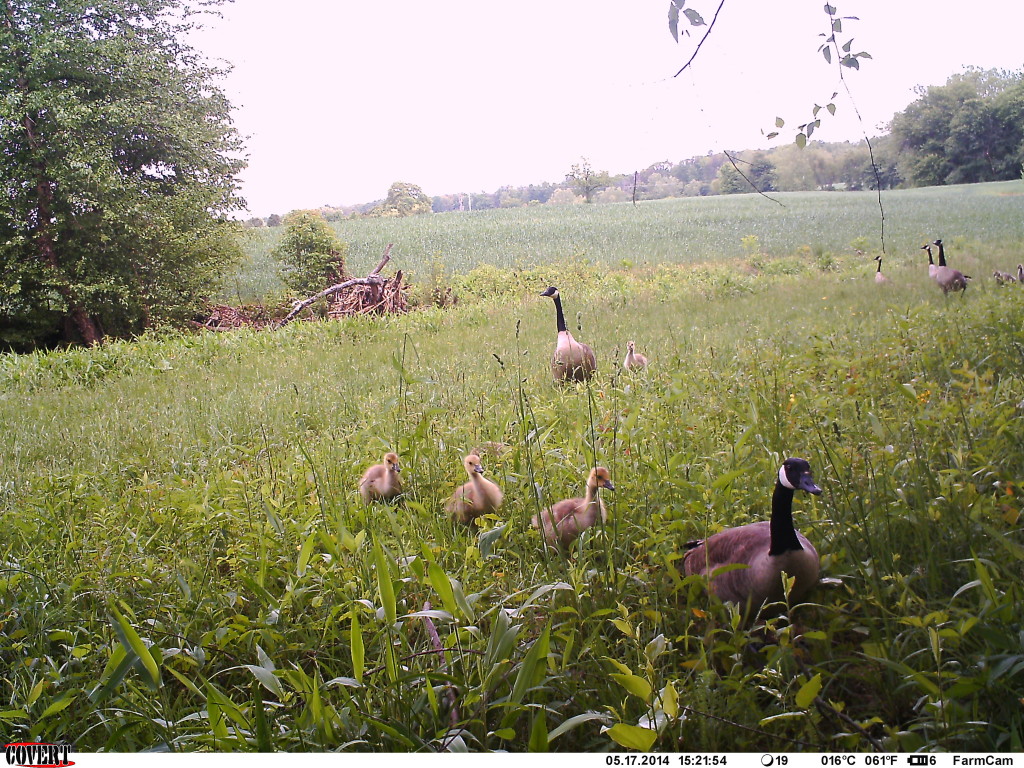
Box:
683;458;822;619
623;340;648;371
359;452;402;503
446;454;504;525
533;466;614;547
540;286;597;383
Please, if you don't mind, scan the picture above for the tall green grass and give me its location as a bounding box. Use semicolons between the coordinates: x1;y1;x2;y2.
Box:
3;190;1024;752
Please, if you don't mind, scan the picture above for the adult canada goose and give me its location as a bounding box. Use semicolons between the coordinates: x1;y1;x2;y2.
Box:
446;454;503;525
533;466;614;547
683;458;822;618
921;243;938;279
874;255;890;285
540;286;597;383
359;452;402;503
623;340;648;371
1017;264;1024;284
931;239;971;295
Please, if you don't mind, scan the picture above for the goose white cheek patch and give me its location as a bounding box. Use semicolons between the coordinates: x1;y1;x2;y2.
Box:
779;465;795;489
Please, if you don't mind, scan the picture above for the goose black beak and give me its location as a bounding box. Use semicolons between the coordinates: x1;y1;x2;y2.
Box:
603;481;615;492
799;475;822;495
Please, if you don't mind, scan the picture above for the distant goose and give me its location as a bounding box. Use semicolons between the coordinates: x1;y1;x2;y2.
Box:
683;458;822;618
1017;264;1024;283
446;454;503;525
623;340;648;371
922;243;938;279
874;255;890;285
359;452;402;503
540;286;597;383
993;270;1017;286
533;466;614;547
931;239;971;296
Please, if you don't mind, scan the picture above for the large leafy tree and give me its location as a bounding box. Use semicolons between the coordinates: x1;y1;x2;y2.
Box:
890;68;1024;187
0;0;246;350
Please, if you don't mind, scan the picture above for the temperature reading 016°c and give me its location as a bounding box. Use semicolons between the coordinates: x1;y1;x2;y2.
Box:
822;757;856;766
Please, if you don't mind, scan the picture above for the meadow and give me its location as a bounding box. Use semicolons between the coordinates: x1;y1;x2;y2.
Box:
2;182;1024;753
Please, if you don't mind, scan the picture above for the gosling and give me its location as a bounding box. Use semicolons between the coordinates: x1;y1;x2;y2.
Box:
446;454;503;525
359;452;402;503
533;466;615;547
623;340;649;371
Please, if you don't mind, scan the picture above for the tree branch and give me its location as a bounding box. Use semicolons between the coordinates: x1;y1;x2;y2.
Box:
673;0;727;77
724;151;784;207
274;243;394;328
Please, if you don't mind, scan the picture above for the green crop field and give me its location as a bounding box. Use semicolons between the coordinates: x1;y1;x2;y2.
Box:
2;182;1024;753
226;180;1024;305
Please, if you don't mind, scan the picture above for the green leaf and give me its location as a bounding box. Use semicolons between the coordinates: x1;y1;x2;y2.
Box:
775;116;785;128
611;672;652;701
796;132;807;149
296;531;316;577
510;623;550;705
528;708;549;752
795;672;822;708
682;8;705;26
39;691;75;719
427;560;459;617
668;3;680;42
373;538;397;626
109;604;161;691
606;722;658;751
547;712;610;743
253;682;272;752
245;665;284;699
351;611;365;684
711;468;744;489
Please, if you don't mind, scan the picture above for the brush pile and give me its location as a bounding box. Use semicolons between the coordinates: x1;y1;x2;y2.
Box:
196;303;273;331
196;245;409;331
326;269;408;319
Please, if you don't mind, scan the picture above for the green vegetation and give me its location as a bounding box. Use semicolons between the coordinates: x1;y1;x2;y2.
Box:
0;0;245;351
3;186;1024;751
234;182;1024;302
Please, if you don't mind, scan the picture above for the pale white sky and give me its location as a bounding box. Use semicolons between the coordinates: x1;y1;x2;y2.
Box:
190;2;1024;216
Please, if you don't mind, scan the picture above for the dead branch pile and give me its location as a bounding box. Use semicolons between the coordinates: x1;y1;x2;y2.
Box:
326;270;408;319
195;303;273;331
196;244;411;332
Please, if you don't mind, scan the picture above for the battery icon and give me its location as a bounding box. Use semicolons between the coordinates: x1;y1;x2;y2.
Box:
908;757;929;766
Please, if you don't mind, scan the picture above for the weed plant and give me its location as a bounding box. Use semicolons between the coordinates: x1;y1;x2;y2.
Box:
2;193;1024;752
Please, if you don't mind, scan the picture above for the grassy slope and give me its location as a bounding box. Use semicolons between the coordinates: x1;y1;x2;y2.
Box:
2;185;1024;752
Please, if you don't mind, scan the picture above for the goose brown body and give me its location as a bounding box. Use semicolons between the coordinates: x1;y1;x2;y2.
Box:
874;256;890;285
931;240;971;295
541;287;596;383
533;467;614;546
446;454;504;525
683;458;822;617
624;340;648;371
359;452;402;503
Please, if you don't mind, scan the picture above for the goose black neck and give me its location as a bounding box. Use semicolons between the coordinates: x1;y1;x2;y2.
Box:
876;260;882;273
769;481;803;555
936;242;947;267
551;293;568;334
